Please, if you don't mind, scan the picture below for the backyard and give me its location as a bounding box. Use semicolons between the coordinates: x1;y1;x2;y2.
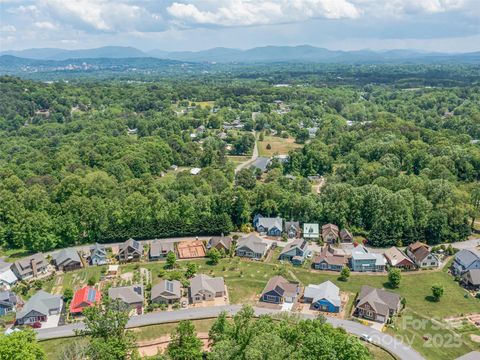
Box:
257;135;302;156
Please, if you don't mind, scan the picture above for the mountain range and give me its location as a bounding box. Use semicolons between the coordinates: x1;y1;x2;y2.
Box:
2;45;480;64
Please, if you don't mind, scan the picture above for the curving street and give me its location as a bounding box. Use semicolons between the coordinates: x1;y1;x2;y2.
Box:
37;305;424;360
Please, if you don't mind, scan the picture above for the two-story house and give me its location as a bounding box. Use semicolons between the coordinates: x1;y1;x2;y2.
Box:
279;239;308;265
406;242;439;269
350;245;386;272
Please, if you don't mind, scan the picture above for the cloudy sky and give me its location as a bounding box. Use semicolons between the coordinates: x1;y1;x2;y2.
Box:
1;0;479;52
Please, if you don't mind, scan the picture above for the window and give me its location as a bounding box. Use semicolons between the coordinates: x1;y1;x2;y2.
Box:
430;262;436;266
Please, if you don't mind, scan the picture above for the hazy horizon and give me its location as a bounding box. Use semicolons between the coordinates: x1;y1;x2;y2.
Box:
1;1;479;53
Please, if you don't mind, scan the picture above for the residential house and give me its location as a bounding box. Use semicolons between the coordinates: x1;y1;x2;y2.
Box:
207;235;233;254
384;247;416;270
189;274;225;304
279;239;308;265
52;248;82;272
303;223;319;239
452;249;480;275
108;285;144;310
15;290;62;325
322;224;339;244
313;245;349;271
284;221;300;238
355;285;401;323
255;216;283;236
90;243;107;266
303;281;341;313
190;167;201;175
461;269;480;290
339;229;353;243
117;238;143;262
350;245;386;272
260;276;300;304
250;157;271;173
149;240;175;261
151;280;182;304
406;242;439;269
0;262;18;289
70;286;101;315
0;291;17;316
11;253;48;280
236;234;269;260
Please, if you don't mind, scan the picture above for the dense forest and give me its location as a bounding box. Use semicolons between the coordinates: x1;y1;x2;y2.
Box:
0;66;479;252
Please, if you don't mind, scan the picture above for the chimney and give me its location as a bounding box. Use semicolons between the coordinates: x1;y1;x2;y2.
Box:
31;258;38;277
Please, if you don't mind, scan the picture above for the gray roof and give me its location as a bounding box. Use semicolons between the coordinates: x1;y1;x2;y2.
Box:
455;249;480;267
280;239;307;256
189;274;224;296
0;291;17;307
150;240;175;257
357;285;401;317
119;238;142;255
108;285;144;304
151;280;181;300
209;236;233;250
352;245;386;266
463;269;480;285
16;290;62;319
257;217;282;230
53;248;81;265
90;243;106;256
285;221;300;231
250;157;271;172
304;281;340;307
13;253;47;276
237;234;268;255
262;276;298;299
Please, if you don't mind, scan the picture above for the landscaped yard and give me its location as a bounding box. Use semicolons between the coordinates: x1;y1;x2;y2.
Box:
257;135;302;156
31;255;479;359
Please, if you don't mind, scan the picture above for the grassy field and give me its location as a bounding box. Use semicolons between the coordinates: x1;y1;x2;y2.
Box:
257;135;302;156
0;247;35;262
227;155;250;165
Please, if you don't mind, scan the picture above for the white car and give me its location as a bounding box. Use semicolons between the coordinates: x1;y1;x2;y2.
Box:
360;334;373;343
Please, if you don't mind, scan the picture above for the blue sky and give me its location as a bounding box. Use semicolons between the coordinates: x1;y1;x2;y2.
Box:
1;0;479;52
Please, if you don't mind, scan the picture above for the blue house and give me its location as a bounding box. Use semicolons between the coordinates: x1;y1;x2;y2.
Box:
452;249;480;275
303;281;341;313
0;291;17;316
255;216;283;236
90;243;107;266
279;239;308;265
350;245;386;272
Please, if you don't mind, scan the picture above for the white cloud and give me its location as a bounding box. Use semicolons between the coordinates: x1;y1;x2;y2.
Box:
168;0;361;27
35;21;57;30
0;25;16;32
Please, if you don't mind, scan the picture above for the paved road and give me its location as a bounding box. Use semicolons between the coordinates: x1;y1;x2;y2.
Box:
37;305;424;360
234;131;258;173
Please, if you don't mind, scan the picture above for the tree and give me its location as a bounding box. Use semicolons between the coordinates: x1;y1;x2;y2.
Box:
207;248;221;265
63;288;74;302
388;268;401;288
77;298;138;360
266;143;271;150
339;266;350;281
185;263;197;278
235;168;257;190
431;284;444;301
0;329;46;360
88;277;96;286
167;320;203;360
166;251;176;269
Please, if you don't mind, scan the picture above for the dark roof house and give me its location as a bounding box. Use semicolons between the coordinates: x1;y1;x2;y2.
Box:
208;236;233;253
339;229;353;242
452;249;480;275
151;280;182;304
108;285;144;309
52;248;82;271
149;240;175;261
260;276;299;304
313;245;349;271
322;224;339;243
118;238;143;262
90;243;107;266
0;291;17;316
355;285;401;323
12;253;48;280
406;242;439;268
279;239;308;265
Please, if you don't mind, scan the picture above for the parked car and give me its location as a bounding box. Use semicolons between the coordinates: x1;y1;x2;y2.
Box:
31;322;42;329
360;334;373;343
181;300;188;308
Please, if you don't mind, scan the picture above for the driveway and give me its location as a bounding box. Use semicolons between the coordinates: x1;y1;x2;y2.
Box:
234;131;258;173
36;305;424;360
40;314;61;329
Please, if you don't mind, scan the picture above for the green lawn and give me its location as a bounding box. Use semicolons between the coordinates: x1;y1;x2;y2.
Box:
0;247;34;262
34;256;479;360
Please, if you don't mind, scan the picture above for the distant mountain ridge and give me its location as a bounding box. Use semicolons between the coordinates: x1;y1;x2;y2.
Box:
2;45;480;64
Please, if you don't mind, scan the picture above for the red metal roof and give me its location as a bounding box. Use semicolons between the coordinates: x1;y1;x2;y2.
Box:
70;286;101;314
